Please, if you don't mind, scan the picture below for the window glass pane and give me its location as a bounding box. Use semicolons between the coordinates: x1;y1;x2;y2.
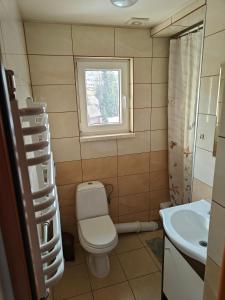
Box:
85;69;121;126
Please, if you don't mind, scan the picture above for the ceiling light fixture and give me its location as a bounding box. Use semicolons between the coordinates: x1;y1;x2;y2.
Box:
111;0;138;8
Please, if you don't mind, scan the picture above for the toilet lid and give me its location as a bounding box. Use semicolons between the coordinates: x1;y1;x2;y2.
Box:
79;215;117;249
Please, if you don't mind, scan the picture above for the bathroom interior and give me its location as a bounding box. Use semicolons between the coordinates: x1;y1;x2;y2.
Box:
0;0;225;299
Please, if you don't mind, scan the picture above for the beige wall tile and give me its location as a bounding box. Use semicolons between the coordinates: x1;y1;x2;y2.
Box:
72;25;114;56
203;257;220;300
28;55;75;85
56;160;82;185
205;0;225;36
0;27;5;55
192;178;212;202
152;58;168;83
61;220;76;236
118;173;149;196
151;130;168;151
52;137;81;162
202;30;225;77
33;85;77;113
80;140;117;159
133;84;151;108
134;108;151;131
48;112;79;138
213;137;225;207
5;54;30;85
1;19;26;55
150;189;170;209
208;201;225;266
134;58;152;83
115;28;152;57
60;205;76;222
152;83;168;107
119;211;149;223
25;22;72;55
118;153;149;176
57;184;77;207
150;170;169;191
119;192;149;216
0;1;30;108
150;209;160;220
151;107;168;130
95;177;118;198
153;38;169;57
117;131;150;155
82;156;117;181
16;84;32;108
150;150;168;172
199;76;219;115
108;197;118;222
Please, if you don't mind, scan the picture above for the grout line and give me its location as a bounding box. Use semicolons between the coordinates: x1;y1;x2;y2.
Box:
47;110;78;113
212;199;225;210
205;27;225;39
32;83;76;86
22;22;34;97
54;149;168;166
115;245;145;256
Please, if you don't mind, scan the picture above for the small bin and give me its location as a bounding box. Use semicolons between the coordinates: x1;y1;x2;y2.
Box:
62;232;75;261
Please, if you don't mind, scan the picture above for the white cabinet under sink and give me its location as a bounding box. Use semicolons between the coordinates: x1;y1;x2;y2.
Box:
163;237;204;300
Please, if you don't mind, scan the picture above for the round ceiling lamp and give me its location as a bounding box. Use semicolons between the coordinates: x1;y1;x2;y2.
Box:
111;0;138;8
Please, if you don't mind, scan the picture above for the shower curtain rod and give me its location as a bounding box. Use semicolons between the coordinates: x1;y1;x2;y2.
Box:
173;22;203;39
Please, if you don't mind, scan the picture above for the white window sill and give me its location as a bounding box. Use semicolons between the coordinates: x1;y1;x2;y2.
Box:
80;132;135;142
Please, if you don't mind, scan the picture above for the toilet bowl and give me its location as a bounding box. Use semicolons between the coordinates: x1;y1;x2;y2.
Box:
76;181;118;278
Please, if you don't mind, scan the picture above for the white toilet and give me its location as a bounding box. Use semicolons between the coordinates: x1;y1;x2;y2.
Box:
76;181;118;278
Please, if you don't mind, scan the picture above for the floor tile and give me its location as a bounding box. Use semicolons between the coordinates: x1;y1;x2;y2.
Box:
138;230;163;246
129;272;161;300
118;248;158;279
145;247;162;272
115;234;143;254
138;230;163;271
69;293;94;300
93;282;135;300
53;264;91;300
89;256;126;290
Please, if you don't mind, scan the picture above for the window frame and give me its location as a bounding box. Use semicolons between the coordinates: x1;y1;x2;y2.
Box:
75;57;133;140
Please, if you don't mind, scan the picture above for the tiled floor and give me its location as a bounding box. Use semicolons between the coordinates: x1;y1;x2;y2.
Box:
51;230;163;300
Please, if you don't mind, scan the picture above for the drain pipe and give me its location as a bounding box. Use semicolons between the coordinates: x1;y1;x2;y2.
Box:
115;221;158;234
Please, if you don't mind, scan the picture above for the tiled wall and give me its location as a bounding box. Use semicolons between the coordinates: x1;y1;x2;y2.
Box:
193;0;224;201
0;0;32;107
24;23;170;234
201;0;225;299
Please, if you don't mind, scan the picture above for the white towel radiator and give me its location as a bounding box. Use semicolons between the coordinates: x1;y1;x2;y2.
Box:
1;67;64;299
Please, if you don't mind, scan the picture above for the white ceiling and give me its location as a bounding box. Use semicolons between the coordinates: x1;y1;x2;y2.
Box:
17;0;195;27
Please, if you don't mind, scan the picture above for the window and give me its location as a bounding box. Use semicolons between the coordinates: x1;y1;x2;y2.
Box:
75;58;133;140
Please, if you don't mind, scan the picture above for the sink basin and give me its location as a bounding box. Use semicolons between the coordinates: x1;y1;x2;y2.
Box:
160;200;211;264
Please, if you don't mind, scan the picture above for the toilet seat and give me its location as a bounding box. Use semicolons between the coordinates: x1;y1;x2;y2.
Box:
78;215;117;250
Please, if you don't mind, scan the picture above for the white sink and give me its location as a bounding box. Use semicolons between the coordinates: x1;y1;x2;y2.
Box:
160;200;211;264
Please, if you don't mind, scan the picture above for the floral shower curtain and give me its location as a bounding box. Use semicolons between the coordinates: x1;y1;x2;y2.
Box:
168;30;203;205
